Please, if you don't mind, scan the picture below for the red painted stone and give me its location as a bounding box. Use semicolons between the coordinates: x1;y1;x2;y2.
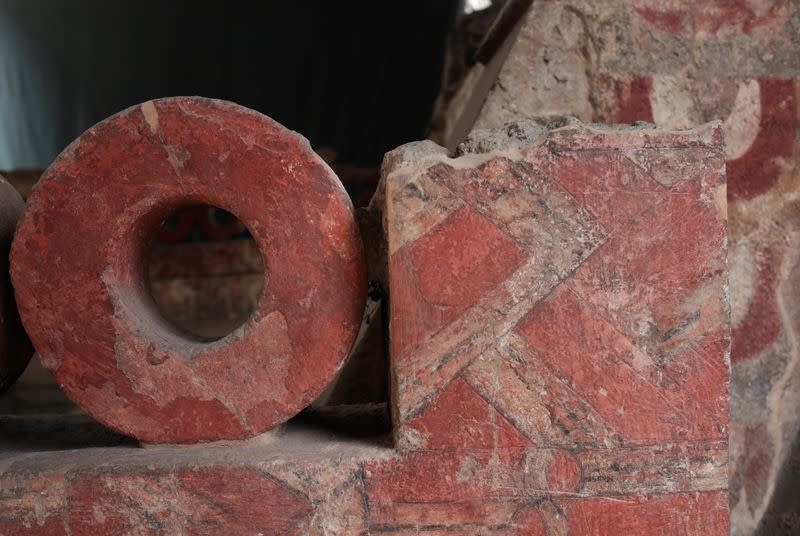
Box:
391;205;526;358
9;97;366;443
546;449;582;492
0;175;33;395
405;377;530;449
0;437;731;526
381;120;729;532
730;245;785;363
67;467;311;535
362;444;726;531
631;0;789;35
0;120;731;535
595;74;655;124
439;2;800;528
387;121;729;450
557;491;729;535
586;70;800;528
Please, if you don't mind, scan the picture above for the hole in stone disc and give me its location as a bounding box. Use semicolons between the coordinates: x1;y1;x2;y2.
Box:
146;205;265;341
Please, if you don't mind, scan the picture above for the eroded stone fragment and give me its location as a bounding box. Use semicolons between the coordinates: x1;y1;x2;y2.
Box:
9;97;367;443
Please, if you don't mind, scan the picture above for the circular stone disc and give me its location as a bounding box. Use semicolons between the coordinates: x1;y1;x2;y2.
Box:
10;98;366;443
0;176;33;394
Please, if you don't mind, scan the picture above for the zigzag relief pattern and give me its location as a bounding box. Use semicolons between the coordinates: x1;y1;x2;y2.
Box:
465;332;625;448
387;127;729;453
389;157;607;430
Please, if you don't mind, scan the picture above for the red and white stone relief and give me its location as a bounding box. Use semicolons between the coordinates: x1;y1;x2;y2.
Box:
594;58;799;536
462;2;800;531
379;120;730;533
0;119;730;535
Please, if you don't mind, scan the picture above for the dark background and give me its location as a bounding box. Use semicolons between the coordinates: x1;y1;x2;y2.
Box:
0;0;462;170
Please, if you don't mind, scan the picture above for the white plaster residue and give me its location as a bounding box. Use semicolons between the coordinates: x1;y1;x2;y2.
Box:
723;79;761;160
651;75;760;160
728;240;757;328
141;101;159;134
457;455;479;482
650;75;698;130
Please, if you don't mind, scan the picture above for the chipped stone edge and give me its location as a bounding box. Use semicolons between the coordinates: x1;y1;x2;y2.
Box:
368;115;727;282
379;117;724;181
369;117;725;227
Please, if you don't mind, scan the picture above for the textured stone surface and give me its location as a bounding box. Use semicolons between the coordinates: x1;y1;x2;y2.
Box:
439;3;799;533
0;401;729;535
0;407;390;536
9;97;367;443
384;120;730;531
591;64;800;536
0;120;730;534
0;175;32;395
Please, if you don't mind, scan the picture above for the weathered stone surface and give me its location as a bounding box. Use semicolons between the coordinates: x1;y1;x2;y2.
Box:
439;3;799;533
9;97;367;444
458;0;800;142
0;408;388;536
618;74;800;535
0;175;32;395
1;120;730;534
388;120;729;446
0;402;729;535
383;120;730;531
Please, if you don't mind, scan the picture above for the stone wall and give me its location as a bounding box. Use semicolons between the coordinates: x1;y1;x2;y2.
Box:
444;2;800;533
